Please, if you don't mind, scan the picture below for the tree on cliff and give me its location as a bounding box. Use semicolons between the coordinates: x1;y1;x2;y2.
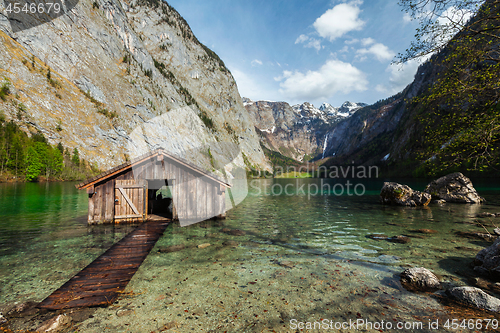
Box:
398;0;500;63
398;0;500;175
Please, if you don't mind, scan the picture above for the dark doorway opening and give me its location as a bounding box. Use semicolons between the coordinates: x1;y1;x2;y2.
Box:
147;179;173;220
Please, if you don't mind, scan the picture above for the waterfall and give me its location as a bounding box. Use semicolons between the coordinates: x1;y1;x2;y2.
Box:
321;133;329;159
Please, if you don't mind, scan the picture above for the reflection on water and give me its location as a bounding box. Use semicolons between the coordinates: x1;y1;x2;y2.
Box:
1;179;500;331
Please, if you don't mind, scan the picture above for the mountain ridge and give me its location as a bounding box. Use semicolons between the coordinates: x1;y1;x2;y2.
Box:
243;97;366;162
0;0;272;178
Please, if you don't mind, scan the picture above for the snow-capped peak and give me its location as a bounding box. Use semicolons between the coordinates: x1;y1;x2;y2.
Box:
338;101;367;115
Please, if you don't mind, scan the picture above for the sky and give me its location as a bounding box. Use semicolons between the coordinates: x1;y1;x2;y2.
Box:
166;0;426;107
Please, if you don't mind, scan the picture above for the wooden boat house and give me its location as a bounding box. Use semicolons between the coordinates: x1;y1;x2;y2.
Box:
76;148;231;226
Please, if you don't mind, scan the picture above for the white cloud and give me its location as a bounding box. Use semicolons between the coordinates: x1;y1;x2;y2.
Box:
276;59;368;101
295;34;323;51
435;6;474;43
339;45;349;53
403;13;412;23
361;37;375;46
375;84;388;93
356;42;394;62
295;34;309;44
251;59;263;66
380;59;422;94
345;39;359;45
313;1;365;41
231;68;273;100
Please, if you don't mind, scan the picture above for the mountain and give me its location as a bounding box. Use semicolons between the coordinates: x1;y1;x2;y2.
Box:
243;98;365;162
320;1;500;177
0;0;271;176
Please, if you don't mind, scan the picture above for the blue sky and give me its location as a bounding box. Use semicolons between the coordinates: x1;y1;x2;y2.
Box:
167;0;424;107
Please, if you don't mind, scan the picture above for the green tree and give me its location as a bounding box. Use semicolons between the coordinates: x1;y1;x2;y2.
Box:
25;145;42;181
57;142;64;154
398;0;500;174
71;148;80;167
48;146;64;177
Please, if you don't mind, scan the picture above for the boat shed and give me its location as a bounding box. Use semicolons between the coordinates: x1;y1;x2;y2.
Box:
76;148;231;226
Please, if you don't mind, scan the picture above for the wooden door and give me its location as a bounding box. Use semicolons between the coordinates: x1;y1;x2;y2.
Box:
115;179;147;221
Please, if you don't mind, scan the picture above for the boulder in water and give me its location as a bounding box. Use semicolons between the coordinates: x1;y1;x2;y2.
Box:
400;267;441;292
380;182;431;207
424;172;483;203
446;286;500;312
474;238;500;280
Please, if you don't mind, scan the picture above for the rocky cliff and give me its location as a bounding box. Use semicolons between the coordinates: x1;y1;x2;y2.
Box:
0;0;271;176
319;58;435;168
243;97;366;162
320;1;500;176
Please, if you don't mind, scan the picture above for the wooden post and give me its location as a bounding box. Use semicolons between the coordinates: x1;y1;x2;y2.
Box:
171;179;178;220
88;193;95;224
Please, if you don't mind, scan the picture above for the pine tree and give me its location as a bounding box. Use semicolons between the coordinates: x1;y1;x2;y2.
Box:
71;148;80;167
25;145;42;181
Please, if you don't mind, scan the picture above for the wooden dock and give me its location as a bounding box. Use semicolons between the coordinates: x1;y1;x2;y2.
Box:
37;221;170;310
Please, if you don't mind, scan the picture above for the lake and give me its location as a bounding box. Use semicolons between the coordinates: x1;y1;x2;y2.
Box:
1;178;500;332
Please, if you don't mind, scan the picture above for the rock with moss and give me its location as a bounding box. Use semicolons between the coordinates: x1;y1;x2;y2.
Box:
380;182;431;206
424;172;483;203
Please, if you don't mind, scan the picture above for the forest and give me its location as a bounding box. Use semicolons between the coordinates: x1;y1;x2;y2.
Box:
0;113;99;182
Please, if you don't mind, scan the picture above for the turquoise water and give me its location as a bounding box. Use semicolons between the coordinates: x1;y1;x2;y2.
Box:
1;179;500;332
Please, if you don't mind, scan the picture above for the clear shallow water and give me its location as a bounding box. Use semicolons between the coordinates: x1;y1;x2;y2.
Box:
1;179;500;332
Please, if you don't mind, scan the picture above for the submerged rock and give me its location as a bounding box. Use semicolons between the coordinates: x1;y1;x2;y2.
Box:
432;199;446;204
158;244;186;253
222;240;239;248
221;228;246;236
469;277;500;294
36;314;71;332
456;231;496;242
380;182;431;207
474;238;500;280
160;321;180;330
367;234;389;240
400;267;441;292
477;212;500;218
413;229;438;234
424;172;483;203
446;286;500;312
387;235;411;244
7;301;38;317
276;260;295;268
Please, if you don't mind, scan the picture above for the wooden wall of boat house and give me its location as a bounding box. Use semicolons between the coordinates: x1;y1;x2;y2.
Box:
87;156;226;224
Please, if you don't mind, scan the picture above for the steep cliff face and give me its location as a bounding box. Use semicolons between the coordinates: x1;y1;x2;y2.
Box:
320;60;433;166
243;98;366;162
0;0;271;175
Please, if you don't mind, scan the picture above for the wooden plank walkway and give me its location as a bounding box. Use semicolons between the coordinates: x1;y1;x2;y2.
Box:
37;221;170;310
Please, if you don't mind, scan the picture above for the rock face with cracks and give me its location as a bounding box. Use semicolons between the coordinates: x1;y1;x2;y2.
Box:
0;0;271;176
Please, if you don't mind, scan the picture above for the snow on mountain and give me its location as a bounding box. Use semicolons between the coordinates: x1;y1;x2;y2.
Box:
244;97;366;162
